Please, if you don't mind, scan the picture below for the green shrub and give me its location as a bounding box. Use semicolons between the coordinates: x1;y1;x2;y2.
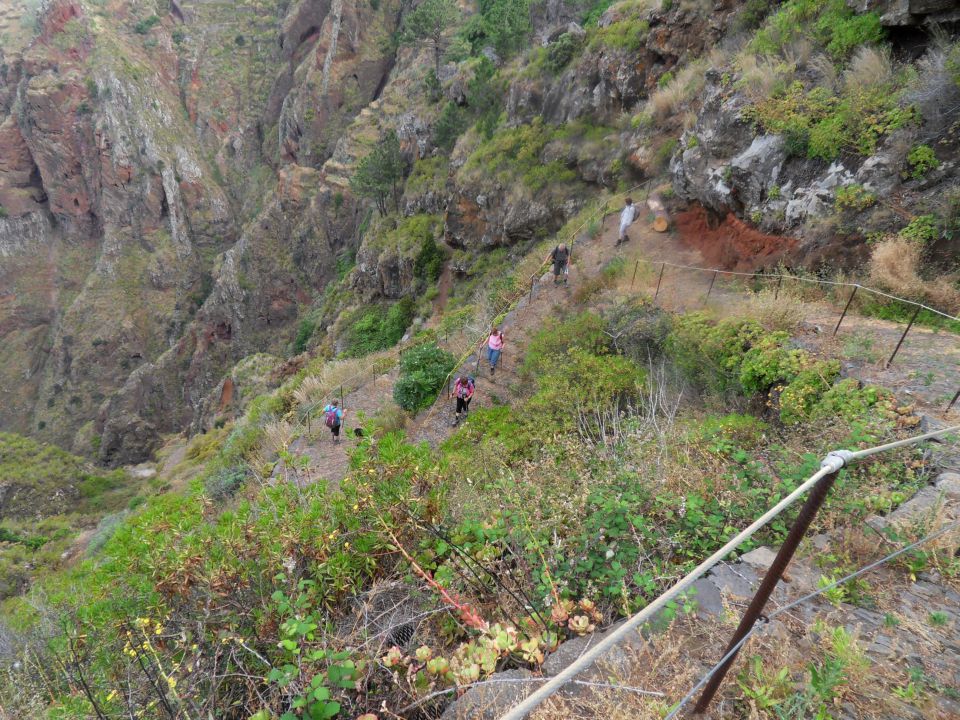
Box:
745;81;914;162
696;413;769;451
778;361;840;425
292;317;317;355
666;314;766;393
522;312;610;379
546;32;581;72
582;0;615;26
527;349;646;434
347;298;415;357
834;184;876;212
898;215;937;244
414;233;445;283
203;466;247;501
906;144;939;180
435;102;469;151
86;512;130;556
810;379;895;423
818;4;883;59
587;18;650;52
736;0;777;31
133;15;160;34
393;343;457;411
463;118;581;192
750;0;884;60
457;0;532;57
738;332;806;394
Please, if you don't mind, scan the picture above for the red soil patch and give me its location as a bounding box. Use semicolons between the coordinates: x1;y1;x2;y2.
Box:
674;205;796;272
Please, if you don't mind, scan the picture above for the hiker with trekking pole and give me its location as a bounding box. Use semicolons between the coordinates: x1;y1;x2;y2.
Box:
450;375;475;426
322;399;345;444
483;326;505;377
546;243;570;285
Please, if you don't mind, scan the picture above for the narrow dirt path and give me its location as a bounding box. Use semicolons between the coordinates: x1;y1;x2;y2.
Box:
280;207;960;487
615;218;960;419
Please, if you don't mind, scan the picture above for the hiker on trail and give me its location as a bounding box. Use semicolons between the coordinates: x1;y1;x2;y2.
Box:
323;400;345;444
547;243;570;285
617;197;637;246
450;375;475;425
485;327;504;376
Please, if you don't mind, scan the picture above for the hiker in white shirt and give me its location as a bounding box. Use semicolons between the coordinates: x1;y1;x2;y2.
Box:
617;197;637;246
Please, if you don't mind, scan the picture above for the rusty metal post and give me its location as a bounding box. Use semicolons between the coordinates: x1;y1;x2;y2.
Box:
833;285;859;336
529;276;535;302
654;262;666;304
886;305;921;368
704;270;718;303
631;260;640;290
692;466;842;715
946;388;960;414
447;377;451;398
774;274;783;300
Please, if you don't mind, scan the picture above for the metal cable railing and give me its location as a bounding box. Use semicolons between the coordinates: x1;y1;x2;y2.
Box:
635;259;960;325
629;257;960;411
663;517;960;719
498;423;960;720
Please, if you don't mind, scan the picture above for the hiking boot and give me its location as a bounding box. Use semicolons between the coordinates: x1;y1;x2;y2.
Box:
490;365;495;376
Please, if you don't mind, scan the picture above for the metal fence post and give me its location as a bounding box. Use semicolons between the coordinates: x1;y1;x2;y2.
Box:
654;262;666;304
946;389;960;414
833;285;859;336
693;465;842;715
886;305;921;368
529;276;535;302
704;270;718;303
774;275;783;300
631;260;639;290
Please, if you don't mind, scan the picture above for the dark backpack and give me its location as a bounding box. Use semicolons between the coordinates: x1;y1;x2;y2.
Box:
325;407;340;428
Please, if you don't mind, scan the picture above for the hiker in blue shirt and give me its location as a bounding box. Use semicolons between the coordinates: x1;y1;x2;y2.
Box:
323;400;345;444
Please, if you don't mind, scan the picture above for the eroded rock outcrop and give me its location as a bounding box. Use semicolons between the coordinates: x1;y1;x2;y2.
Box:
0;0;401;464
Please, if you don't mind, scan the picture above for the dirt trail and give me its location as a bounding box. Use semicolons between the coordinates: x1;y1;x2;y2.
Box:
280;207;960;488
616;218;960;420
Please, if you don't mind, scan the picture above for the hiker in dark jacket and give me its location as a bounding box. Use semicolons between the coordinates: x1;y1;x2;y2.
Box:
547;243;570;285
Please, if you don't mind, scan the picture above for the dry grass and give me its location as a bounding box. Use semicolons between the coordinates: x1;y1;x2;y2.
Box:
782;37;813;68
735;54;794;103
843;46;894;92
809;53;839;92
261;419;294;456
905;39;960;135
867;237;960;314
649;61;707;119
292;355;391;410
738;286;805;331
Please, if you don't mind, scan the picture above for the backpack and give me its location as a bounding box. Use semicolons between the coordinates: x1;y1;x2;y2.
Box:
457;378;475;398
325;407;340;428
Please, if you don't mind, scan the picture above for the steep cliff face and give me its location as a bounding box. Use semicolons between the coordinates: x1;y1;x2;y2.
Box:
0;0;399;464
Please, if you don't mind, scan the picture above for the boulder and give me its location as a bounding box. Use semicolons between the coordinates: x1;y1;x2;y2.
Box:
440;669;538;720
729;135;787;208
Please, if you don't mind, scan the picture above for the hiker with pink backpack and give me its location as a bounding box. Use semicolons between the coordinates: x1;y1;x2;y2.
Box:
450;375;475;426
323;400;345;444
